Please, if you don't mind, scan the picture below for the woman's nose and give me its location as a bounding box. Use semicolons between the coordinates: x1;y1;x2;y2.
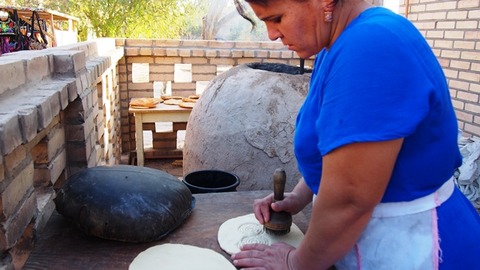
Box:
267;28;282;41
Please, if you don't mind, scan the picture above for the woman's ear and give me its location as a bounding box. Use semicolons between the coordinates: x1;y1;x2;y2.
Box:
322;0;335;22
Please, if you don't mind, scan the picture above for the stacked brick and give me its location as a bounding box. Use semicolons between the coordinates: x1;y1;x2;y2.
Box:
404;0;480;137
0;38;123;269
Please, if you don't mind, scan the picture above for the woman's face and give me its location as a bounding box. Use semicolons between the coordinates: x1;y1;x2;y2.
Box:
248;0;329;58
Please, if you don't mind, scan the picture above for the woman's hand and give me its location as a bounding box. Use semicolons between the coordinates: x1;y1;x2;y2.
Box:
231;242;298;270
253;180;314;225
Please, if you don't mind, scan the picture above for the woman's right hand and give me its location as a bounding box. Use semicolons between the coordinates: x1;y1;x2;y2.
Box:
253;181;312;225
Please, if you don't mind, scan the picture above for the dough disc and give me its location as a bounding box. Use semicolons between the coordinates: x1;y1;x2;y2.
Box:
217;213;304;254
129;244;235;270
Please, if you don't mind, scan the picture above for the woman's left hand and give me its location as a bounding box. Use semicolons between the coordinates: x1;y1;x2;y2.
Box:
231;242;298;270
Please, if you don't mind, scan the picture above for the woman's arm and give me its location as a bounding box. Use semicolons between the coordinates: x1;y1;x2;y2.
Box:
291;138;403;269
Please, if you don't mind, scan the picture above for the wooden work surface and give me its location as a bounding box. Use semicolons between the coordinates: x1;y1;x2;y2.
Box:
128;102;193;114
23;190;311;270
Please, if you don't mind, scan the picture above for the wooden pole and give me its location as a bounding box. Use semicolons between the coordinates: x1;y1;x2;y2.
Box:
405;0;410;18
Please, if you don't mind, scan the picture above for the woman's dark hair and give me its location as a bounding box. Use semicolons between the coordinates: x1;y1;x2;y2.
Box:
234;0;257;30
234;0;340;30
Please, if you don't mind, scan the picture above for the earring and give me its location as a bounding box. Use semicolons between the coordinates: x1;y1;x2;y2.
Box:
324;11;332;22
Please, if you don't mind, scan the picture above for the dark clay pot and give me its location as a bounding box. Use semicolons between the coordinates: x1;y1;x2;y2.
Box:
55;165;194;243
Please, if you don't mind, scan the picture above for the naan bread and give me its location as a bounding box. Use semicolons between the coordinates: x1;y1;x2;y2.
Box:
217;213;304;254
129;244;235;270
164;99;183;105
130;98;162;109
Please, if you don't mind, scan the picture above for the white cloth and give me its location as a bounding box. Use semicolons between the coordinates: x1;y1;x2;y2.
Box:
335;178;454;270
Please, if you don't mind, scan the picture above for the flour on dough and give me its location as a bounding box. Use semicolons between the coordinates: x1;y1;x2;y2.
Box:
217;213;304;254
129;244;236;270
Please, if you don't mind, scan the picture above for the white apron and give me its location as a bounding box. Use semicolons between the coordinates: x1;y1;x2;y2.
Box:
335;178;454;270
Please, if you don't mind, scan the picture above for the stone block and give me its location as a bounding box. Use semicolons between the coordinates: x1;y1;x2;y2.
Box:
218;49;232;57
28;90;61;127
166;48;179;57
25;55;50;82
0;114;23;156
0;189;36;251
193;65;216;74
124;47;139;56
178;49;191;57
0;60;25;96
53;51;86;77
79;73;90;97
84;112;96;138
31;124;65;164
152;47;166;56
0;162;34;219
3;145;28;177
34;188;56;232
65;124;86;142
126;39;153;47
182;40;209;47
281;50;294;59
21;95;55;130
209;41;235;49
74;78;83;97
139;47;153;56
234;41;260;49
37;80;70;110
66;143;87;163
34;148;66;187
205;49;217;57
155;39;181;47
17;105;39;143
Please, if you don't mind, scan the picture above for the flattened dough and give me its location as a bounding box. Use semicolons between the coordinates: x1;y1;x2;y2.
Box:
129;244;235;270
218;213;304;254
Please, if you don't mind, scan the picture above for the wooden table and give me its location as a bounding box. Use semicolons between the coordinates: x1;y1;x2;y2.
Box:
128;101;192;166
23;191;310;270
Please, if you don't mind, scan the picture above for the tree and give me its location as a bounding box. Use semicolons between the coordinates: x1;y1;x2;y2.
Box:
69;0;202;39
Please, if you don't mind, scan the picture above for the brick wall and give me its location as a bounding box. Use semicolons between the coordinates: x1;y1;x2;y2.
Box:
117;39;314;160
0;38;123;269
402;0;480;137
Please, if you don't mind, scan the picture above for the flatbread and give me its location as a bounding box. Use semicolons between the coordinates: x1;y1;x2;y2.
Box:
129;244;235;270
179;102;195;109
182;97;197;103
130;98;162;108
130;105;154;109
164;99;183;105
161;95;183;100
217;213;304;255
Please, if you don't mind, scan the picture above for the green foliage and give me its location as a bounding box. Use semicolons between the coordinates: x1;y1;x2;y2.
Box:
68;0;205;39
5;0;208;40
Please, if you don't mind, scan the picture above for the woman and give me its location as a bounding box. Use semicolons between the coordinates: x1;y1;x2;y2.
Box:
231;0;480;269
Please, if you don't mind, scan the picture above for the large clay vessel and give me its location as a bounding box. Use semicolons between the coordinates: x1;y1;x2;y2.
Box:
183;63;310;191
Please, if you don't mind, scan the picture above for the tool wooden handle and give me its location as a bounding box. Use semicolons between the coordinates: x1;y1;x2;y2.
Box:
273;168;286;202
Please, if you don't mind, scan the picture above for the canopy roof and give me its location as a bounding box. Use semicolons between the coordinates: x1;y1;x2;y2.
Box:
0;5;79;25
